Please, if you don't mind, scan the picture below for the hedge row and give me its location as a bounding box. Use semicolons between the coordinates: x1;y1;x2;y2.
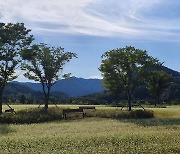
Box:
0;108;154;124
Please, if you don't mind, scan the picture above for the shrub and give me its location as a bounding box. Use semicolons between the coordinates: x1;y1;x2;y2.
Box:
0;107;154;124
86;109;154;119
130;110;154;118
0;107;63;124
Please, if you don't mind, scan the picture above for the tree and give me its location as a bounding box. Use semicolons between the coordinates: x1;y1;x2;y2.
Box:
20;95;26;104
146;71;172;106
0;23;33;114
21;43;77;110
99;46;161;111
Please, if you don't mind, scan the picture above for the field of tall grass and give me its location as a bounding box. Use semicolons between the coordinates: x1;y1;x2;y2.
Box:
0;105;180;154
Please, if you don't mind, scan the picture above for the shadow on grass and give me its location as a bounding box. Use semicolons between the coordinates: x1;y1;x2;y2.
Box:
0;125;15;135
119;118;180;127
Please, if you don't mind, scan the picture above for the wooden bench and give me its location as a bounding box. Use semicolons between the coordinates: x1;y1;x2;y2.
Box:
79;106;96;116
79;106;96;110
62;109;85;119
5;108;14;113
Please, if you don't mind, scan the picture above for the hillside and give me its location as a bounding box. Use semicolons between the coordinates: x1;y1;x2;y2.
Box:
161;66;180;77
75;66;180;104
3;82;69;102
20;77;105;97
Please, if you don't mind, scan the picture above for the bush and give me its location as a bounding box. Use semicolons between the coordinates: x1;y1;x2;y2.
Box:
129;110;154;118
0;107;63;124
86;109;154;119
0;108;154;124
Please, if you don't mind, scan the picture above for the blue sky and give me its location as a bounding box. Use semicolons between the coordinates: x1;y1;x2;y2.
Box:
1;0;180;81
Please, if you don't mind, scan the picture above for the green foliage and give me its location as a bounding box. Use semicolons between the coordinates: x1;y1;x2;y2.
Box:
0;107;153;124
21;44;77;83
86;109;154;119
0;23;33;84
3;82;70;104
0;107;63;124
99;46;161;111
21;43;77;109
20;95;26;104
146;71;172;106
0;22;33;114
129;109;154;118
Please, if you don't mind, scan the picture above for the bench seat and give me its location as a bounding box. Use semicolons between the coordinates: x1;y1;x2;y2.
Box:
62;109;84;119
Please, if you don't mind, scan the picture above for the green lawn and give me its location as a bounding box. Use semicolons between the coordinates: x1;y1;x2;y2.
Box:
0;105;180;154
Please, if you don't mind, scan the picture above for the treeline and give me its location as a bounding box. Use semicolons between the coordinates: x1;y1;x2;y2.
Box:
3;82;70;105
74;84;180;106
2;66;180;106
75;64;180;107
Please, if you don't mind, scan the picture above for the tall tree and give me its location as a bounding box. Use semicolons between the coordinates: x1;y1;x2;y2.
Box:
99;46;161;111
20;95;26;104
21;43;77;110
146;71;172;106
0;23;33;114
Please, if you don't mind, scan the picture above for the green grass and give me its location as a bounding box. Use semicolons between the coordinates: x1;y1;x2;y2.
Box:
0;105;180;154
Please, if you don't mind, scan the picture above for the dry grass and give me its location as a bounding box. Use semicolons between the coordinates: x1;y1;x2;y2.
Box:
0;105;180;154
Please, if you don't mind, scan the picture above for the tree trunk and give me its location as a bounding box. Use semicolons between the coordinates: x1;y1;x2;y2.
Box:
154;95;158;107
154;100;157;107
128;97;131;111
41;83;48;110
44;94;49;110
0;91;3;115
44;87;51;110
127;90;132;111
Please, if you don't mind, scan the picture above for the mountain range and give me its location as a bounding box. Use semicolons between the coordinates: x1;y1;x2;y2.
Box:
3;77;105;101
3;66;180;101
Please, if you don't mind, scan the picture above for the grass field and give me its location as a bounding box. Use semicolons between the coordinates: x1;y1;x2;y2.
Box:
0;105;180;154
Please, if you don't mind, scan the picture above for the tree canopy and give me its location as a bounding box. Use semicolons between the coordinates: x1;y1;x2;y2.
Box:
146;70;172;106
99;46;161;111
0;22;33;114
21;43;77;109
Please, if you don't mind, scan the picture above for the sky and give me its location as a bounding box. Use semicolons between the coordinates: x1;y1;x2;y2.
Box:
1;0;180;82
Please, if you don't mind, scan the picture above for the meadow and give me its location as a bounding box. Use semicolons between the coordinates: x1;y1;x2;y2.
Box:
0;105;180;154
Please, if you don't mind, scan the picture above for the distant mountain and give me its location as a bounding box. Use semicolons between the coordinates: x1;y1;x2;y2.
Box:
75;67;180;104
3;82;69;101
3;66;180;101
161;66;180;77
160;66;180;84
4;82;39;99
19;77;105;97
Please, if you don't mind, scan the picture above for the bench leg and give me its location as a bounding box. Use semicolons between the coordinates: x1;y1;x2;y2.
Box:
63;114;67;120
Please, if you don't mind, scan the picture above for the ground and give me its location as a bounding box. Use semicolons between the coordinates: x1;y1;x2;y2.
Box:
0;105;180;154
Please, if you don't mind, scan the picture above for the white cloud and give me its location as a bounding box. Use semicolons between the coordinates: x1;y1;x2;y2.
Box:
14;69;30;82
0;0;180;40
88;75;103;79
